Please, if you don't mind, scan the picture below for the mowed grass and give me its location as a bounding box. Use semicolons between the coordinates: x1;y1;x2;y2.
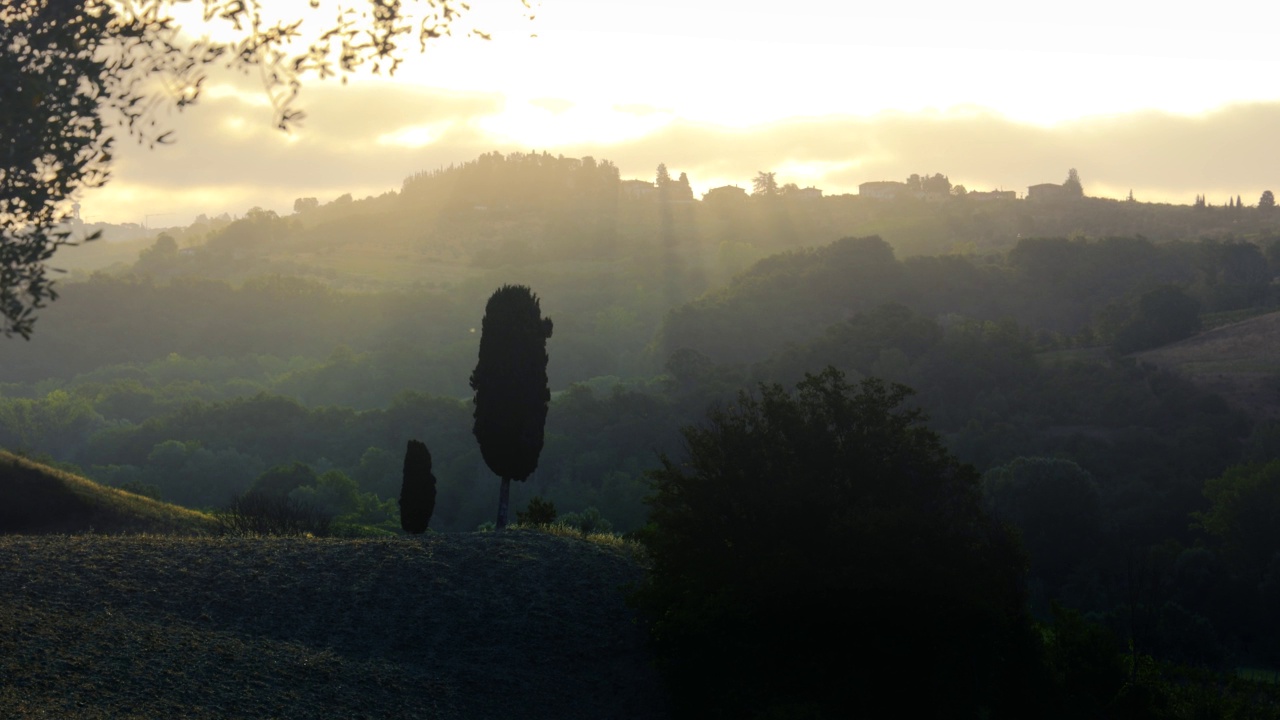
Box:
0;451;218;536
0;531;669;719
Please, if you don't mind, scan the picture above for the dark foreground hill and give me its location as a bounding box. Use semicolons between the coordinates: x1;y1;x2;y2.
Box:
0;531;669;719
0;451;218;535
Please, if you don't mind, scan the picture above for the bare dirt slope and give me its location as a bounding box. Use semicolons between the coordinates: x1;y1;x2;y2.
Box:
1136;310;1280;419
0;531;670;719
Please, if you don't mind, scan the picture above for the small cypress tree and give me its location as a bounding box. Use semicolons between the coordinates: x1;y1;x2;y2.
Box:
399;439;436;534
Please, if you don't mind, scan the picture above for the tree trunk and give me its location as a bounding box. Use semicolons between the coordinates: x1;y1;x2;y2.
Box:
496;476;511;530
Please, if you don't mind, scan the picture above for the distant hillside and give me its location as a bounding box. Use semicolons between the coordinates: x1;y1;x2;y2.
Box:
0;531;669;719
1136;310;1280;419
0;451;218;535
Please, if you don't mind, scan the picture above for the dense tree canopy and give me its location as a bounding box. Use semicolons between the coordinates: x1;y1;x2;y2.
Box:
636;367;1037;717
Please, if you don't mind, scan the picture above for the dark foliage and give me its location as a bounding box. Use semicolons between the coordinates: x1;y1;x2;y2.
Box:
1114;285;1202;354
470;285;554;529
1040;604;1128;717
217;490;331;537
249;462;318;499
516;496;557;526
635;367;1041;718
1;1;481;338
982;457;1103;597
398;439;436;534
0;1;117;338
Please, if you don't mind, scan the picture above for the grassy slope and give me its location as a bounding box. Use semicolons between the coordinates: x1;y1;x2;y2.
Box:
0;531;669;720
0;451;218;536
1136;310;1280;419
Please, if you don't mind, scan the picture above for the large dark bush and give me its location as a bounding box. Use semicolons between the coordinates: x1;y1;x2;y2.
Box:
635;367;1041;718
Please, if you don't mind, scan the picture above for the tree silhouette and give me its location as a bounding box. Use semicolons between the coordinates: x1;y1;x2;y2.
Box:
655;163;671;188
0;0;512;339
470;285;554;530
636;368;1036;716
1063;168;1084;198
399;439;437;534
1261;190;1276;210
751;171;778;197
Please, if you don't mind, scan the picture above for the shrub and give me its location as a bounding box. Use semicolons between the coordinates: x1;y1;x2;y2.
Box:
217;491;331;536
557;506;611;536
516;495;557;526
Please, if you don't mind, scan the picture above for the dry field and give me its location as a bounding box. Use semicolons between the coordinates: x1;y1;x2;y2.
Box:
1136;310;1280;419
0;531;670;719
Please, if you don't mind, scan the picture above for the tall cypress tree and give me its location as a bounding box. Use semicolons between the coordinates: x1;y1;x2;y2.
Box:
399;439;436;534
470;285;553;530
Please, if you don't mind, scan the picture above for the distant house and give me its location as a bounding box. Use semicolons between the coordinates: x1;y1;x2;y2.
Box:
858;181;907;200
1027;183;1069;203
702;185;749;204
790;187;823;202
968;190;1017;202
620;179;656;200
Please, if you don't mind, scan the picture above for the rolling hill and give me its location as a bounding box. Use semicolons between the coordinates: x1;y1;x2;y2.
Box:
0;530;669;719
0;451;219;535
1136;309;1280;419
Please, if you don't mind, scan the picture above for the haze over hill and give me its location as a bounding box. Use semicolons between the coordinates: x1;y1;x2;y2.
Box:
75;0;1280;226
7;2;1280;715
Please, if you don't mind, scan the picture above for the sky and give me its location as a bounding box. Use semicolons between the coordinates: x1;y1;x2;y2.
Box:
81;0;1280;227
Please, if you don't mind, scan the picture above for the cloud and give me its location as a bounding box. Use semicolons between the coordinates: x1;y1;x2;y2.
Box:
529;97;574;114
613;103;671;117
88;83;511;223
85;92;1280;226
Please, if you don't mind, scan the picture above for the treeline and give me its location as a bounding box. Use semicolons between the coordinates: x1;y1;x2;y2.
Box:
0;384;677;534
0;297;1257;543
2;271;664;391
666;302;1280;677
110;152;1280;300
401;151;621;214
662;233;1280;362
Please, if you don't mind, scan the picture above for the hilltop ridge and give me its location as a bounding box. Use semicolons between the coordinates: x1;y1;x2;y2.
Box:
0;451;218;536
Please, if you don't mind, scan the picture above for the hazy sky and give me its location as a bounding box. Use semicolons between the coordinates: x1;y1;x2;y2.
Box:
82;0;1280;227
